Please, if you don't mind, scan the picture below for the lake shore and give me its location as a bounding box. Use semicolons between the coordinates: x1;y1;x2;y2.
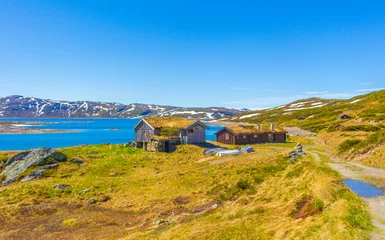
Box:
0;122;71;134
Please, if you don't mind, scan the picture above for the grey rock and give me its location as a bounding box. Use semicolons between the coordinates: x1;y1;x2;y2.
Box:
155;219;166;225
80;189;91;194
86;198;97;205
53;184;71;190
20;163;59;182
211;204;219;209
5;151;31;166
71;158;84;164
1;148;67;185
203;170;210;175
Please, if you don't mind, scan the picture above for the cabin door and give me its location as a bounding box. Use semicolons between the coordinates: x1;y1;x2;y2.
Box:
165;141;170;152
268;133;274;142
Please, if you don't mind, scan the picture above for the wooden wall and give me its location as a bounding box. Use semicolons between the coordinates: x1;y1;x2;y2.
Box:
185;125;206;144
216;129;286;145
216;128;236;144
235;133;249;144
135;121;154;143
274;133;286;142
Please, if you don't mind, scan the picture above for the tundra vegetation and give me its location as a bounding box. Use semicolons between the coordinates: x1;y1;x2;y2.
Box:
233;90;385;169
0;141;373;239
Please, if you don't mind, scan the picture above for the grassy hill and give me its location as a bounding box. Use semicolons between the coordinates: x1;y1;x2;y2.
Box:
230;90;385;169
0;143;372;239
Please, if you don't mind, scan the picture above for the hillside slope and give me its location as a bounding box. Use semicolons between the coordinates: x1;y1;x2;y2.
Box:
0;144;373;239
231;90;385;132
0;95;245;119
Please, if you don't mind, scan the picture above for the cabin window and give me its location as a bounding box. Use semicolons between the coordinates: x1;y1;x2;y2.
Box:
254;135;257;138
225;133;229;140
188;129;194;133
243;136;246;139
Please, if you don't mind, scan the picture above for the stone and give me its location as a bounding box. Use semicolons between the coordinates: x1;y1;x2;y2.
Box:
203;170;210;175
80;189;91;194
1;148;67;185
211;204;218;209
5;151;31;166
71;158;84;164
295;143;303;152
53;184;71;190
288;155;297;163
20;163;59;182
86;198;97;205
155;219;166;225
99;196;111;202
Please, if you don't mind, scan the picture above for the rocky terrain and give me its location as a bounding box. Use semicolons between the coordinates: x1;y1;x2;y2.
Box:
0;95;245;119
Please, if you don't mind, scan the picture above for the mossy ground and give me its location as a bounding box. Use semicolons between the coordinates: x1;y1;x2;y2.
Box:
0;143;373;239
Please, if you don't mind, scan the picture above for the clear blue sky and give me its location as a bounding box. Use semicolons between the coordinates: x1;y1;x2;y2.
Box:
1;1;385;108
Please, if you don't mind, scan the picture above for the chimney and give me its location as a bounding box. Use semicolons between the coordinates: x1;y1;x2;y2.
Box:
270;123;275;131
256;124;261;132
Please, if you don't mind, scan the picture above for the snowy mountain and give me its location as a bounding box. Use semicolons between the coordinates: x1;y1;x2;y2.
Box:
0;95;245;119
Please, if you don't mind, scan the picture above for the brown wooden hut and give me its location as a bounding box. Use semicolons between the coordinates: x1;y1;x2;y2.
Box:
215;124;287;145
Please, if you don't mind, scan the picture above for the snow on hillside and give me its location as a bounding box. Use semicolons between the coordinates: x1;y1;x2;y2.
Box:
0;96;244;119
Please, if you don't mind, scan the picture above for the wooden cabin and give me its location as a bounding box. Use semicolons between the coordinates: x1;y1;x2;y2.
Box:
215;124;287;145
134;117;208;152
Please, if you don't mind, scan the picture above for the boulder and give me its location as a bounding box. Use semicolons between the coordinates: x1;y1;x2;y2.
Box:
5;151;31;166
1;148;67;185
86;198;97;205
53;184;71;190
71;158;84;164
20;163;59;182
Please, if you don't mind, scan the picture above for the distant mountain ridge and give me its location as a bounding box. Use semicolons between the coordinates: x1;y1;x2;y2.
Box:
0;95;246;119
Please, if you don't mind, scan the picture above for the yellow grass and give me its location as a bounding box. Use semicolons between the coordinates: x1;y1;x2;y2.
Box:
0;144;373;239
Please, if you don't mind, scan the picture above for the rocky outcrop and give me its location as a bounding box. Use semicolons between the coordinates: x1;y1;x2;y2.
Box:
1;148;67;185
288;143;306;163
20;164;59;182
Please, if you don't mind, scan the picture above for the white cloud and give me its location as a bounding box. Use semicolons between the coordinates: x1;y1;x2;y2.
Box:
355;88;385;92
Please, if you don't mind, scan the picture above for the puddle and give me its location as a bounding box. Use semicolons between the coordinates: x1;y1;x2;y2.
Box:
343;179;383;198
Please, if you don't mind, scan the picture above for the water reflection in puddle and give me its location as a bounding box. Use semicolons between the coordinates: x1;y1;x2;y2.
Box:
344;179;383;198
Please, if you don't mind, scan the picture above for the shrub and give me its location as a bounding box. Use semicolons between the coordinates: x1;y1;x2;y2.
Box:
236;180;250;190
338;140;362;153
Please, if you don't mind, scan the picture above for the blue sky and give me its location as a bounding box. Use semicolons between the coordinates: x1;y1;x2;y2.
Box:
1;1;385;109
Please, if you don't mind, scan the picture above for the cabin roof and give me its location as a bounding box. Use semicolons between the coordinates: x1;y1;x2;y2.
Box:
144;117;206;129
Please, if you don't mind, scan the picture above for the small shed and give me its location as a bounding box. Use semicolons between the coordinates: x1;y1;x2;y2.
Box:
339;114;352;120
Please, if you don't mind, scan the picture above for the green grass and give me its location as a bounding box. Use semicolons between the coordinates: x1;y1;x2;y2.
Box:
0;144;373;239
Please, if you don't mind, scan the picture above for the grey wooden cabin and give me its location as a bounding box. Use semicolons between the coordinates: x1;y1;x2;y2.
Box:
133;118;208;151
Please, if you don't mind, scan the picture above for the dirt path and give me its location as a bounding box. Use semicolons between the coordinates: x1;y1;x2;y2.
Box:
304;137;385;239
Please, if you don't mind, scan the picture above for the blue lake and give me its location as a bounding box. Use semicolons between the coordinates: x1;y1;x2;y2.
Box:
0;118;224;151
344;179;383;198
